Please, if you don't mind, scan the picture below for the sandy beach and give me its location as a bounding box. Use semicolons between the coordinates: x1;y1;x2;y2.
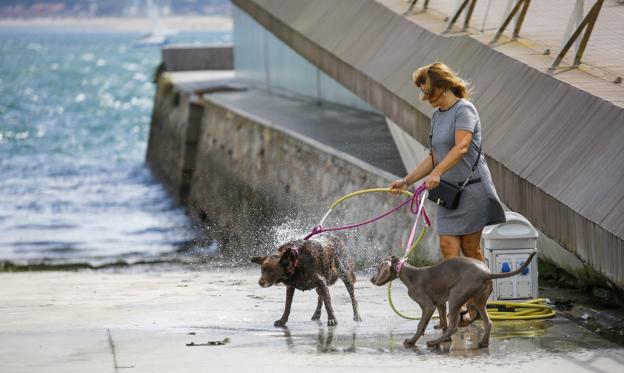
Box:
0;16;232;31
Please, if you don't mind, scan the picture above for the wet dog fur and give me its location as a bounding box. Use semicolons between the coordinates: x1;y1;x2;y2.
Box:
370;253;535;348
251;236;361;327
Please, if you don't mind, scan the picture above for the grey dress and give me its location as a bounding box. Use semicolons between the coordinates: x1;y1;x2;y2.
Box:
430;98;506;235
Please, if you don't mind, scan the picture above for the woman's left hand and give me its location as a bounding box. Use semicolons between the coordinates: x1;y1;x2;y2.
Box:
425;172;441;190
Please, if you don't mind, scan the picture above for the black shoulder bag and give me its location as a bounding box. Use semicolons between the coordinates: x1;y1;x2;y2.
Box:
427;120;482;210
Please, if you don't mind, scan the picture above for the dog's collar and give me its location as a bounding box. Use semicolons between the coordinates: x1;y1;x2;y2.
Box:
395;258;406;274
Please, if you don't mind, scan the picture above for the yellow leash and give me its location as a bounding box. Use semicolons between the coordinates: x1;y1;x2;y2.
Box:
330;187;414;208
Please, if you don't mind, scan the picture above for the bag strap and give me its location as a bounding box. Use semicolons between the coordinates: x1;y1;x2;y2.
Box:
461;142;481;188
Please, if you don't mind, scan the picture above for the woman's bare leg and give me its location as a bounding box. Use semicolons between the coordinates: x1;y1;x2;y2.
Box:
460;230;484;261
439;235;461;259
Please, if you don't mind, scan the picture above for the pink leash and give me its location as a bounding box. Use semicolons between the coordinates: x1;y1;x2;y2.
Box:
303;184;430;241
396;185;429;273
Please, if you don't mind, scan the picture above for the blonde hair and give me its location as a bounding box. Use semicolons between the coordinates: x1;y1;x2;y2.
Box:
412;62;472;100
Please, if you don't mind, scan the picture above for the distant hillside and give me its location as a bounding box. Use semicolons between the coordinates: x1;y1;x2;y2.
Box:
0;0;231;18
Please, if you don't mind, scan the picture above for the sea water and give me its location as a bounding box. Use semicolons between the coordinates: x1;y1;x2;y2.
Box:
0;28;231;269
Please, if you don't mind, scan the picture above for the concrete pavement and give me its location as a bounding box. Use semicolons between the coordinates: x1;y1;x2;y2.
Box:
1;269;623;372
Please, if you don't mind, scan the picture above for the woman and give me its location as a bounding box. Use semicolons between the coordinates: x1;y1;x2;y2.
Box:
389;62;506;324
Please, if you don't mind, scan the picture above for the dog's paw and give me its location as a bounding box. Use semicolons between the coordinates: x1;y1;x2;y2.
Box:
353;314;362;322
426;340;439;348
327;318;338;326
311;312;321;321
403;339;416;347
274;319;288;327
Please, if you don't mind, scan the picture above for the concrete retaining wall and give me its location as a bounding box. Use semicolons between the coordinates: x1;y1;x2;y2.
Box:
146;76;203;204
146;79;440;267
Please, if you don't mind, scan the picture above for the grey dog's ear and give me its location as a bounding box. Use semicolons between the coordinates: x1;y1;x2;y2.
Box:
250;256;267;265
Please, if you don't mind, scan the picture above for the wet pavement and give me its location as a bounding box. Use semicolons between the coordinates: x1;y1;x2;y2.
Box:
1;269;623;372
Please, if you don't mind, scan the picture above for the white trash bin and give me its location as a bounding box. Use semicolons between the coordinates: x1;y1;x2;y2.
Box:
482;211;538;301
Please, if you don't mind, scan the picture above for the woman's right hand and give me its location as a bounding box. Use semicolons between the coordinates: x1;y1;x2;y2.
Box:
388;178;407;195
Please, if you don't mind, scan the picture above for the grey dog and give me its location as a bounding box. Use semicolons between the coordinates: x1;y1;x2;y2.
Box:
370;252;535;348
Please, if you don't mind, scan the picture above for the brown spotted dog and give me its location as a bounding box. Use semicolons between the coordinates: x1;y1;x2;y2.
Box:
251;236;361;327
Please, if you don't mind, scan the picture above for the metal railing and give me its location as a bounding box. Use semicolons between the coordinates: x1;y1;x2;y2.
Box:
403;0;607;72
549;0;604;71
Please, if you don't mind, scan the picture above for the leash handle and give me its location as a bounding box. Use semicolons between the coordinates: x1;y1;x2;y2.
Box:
409;184;431;226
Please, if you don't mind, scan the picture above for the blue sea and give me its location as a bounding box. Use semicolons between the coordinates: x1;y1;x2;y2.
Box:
0;28;231;270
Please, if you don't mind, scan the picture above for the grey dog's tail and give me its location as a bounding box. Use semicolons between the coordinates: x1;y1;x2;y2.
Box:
487;252;536;280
